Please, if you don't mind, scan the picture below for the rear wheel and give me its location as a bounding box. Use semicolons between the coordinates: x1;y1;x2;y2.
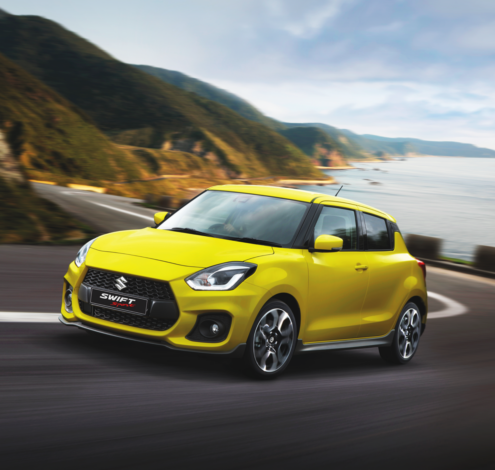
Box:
379;302;422;364
245;300;297;378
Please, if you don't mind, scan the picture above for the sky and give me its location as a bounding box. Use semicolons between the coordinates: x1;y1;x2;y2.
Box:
2;0;495;149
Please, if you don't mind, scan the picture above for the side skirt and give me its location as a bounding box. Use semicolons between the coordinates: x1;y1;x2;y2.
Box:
295;330;395;354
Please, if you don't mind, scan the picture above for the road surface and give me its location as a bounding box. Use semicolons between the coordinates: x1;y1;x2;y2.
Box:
0;184;494;469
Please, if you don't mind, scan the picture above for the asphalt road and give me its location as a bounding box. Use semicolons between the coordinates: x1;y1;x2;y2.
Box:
33;182;156;233
1;185;494;469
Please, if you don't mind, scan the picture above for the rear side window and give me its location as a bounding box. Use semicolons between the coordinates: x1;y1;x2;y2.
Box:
314;206;357;250
363;213;390;250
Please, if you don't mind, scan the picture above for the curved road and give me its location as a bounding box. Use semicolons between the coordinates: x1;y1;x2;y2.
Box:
0;184;494;469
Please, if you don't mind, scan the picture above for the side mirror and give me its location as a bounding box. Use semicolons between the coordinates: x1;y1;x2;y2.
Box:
153;211;168;226
309;234;343;253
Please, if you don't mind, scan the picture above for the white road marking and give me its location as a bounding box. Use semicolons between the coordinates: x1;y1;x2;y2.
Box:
90;202;154;221
0;312;60;323
0;291;468;323
427;291;468;319
60;191;154;221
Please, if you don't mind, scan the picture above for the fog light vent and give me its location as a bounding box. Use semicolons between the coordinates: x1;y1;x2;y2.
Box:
187;313;232;343
64;284;74;313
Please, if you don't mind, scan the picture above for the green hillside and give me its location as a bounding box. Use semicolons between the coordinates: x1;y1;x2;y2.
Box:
0;13;320;179
133;64;284;131
280;122;371;161
279;127;348;166
135;63;495;160
0;52;137;181
134;64;370;162
360;134;495;157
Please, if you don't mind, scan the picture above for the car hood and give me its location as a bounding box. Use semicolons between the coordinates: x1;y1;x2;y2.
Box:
91;228;273;268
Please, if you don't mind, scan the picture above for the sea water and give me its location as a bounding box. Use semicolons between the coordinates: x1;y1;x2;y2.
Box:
299;157;495;261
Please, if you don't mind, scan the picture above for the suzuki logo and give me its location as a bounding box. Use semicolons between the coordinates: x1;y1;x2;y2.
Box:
115;276;128;291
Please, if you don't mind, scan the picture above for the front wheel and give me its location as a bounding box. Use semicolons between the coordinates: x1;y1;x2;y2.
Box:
245;300;297;378
379;302;422;365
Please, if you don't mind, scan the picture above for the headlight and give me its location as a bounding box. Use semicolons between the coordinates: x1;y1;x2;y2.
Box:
75;238;97;267
186;262;257;291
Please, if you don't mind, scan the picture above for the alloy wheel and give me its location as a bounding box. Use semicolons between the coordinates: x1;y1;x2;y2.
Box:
398;308;421;359
253;308;294;373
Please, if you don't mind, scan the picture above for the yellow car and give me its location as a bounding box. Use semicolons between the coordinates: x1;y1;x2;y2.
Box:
60;185;427;377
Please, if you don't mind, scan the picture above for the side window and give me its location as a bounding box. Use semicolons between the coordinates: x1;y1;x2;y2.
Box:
314;206;357;250
363;213;390;250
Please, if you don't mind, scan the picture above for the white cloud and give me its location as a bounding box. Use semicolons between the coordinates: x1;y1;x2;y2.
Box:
3;0;495;149
266;0;350;37
366;21;403;34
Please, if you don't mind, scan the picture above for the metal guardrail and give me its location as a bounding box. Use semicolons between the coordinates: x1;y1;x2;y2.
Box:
405;234;495;275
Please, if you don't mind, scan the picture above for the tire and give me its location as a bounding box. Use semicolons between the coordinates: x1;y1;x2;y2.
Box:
244;300;298;378
379;302;422;365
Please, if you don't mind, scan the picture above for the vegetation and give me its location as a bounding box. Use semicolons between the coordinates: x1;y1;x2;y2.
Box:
0;176;96;243
136;64;495;160
358;134;495;158
0;52;139;182
133;64;284;131
279;127;348;166
134;65;372;162
0;13;321;179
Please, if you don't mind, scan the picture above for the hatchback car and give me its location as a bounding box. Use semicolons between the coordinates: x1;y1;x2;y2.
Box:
60;185;427;377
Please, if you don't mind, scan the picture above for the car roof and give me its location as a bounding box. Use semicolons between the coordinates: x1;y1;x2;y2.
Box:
208;184;396;222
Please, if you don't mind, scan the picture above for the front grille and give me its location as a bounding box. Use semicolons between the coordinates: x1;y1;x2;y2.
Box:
81;269;177;331
84;304;174;331
83;269;174;300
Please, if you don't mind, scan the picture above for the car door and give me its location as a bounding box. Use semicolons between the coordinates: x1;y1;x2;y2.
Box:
303;204;370;343
356;212;412;338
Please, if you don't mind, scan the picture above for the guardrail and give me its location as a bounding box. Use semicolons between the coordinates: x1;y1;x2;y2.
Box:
405;234;495;278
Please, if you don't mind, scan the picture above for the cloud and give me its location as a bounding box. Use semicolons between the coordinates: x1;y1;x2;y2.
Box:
366;21;403;34
266;0;350;38
3;0;495;148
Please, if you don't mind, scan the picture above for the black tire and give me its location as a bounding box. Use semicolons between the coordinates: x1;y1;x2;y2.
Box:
379;301;422;365
244;300;298;378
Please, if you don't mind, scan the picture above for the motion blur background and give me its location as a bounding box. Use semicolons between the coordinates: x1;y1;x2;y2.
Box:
1;1;494;469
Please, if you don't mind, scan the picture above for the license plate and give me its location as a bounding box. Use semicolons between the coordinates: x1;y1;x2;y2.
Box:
90;288;148;316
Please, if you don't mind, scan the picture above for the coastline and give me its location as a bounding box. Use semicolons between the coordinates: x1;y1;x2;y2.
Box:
316;165;356;170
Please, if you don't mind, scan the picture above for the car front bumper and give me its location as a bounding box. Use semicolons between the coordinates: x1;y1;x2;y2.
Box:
60;249;266;353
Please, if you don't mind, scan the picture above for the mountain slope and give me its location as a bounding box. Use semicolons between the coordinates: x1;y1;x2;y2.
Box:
279;127;348;166
0;13;320;178
134;64;370;162
135;63;495;160
360;134;495;158
0;52;137;182
280;122;371;160
133;64;284;131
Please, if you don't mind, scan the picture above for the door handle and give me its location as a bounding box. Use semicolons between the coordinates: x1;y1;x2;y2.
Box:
355;264;368;271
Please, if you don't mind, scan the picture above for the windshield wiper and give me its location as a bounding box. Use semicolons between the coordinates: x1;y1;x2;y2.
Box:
229;237;282;248
169;227;212;237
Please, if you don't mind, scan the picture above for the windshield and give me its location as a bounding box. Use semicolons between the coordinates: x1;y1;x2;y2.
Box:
158;190;309;247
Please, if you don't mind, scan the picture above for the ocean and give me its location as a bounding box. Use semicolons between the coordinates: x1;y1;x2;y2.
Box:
299;157;495;261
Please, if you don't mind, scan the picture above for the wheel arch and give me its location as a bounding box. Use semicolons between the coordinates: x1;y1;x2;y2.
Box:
269;293;301;336
407;295;427;334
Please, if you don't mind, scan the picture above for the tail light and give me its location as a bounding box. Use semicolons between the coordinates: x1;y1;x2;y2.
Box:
416;259;426;279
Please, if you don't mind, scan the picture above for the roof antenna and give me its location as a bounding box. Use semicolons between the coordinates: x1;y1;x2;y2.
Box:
335;185;343;197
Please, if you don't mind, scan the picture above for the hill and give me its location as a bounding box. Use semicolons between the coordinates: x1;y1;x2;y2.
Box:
360;134;495;158
134;64;370;162
280;122;372;161
135;64;495;160
133;64;284;131
0;52;139;182
279;127;348;166
0;13;320;179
